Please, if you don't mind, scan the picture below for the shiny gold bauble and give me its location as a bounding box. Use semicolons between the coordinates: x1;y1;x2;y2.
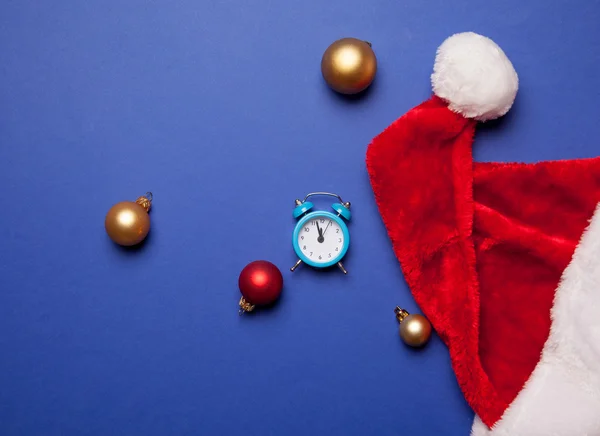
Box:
321;37;377;95
105;193;152;246
395;307;432;348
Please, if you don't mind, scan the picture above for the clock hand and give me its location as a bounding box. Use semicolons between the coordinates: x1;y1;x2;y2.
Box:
322;220;332;236
316;221;324;243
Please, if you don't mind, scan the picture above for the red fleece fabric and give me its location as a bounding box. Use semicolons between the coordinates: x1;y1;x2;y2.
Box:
366;95;600;427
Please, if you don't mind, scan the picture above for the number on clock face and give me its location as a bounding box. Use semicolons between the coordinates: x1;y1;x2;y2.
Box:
298;217;344;263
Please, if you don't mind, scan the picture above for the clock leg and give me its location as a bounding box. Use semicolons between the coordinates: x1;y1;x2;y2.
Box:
290;259;302;272
337;262;347;274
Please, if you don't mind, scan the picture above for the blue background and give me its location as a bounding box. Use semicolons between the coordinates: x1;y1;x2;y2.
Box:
1;1;599;435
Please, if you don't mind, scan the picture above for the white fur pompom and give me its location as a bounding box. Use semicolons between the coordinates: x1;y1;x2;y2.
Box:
431;32;518;121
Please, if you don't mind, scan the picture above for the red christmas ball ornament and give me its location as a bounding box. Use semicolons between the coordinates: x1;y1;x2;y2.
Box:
238;260;283;314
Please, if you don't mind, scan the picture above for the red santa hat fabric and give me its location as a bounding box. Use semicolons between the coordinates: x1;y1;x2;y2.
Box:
366;32;600;435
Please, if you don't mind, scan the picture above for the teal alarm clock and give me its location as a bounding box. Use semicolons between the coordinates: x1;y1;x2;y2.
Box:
290;192;351;274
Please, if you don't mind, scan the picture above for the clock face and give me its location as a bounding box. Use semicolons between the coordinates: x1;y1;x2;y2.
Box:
295;214;347;265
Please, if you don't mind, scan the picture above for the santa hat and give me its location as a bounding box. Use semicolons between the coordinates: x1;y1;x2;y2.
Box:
366;32;600;435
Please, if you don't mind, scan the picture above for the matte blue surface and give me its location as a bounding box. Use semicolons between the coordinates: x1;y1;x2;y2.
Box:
292;211;350;268
1;1;599;435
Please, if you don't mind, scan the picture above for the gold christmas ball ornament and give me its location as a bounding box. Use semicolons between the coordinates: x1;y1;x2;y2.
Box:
321;37;377;95
105;192;152;246
395;306;432;348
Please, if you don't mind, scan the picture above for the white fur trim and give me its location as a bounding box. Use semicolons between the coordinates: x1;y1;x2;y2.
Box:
431;32;518;122
471;204;600;436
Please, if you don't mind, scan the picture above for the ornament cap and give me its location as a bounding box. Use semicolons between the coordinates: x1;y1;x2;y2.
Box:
394;306;410;322
238;296;255;315
135;192;153;212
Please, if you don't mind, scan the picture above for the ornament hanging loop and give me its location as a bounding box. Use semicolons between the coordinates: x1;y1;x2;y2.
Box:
135;192;153;212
